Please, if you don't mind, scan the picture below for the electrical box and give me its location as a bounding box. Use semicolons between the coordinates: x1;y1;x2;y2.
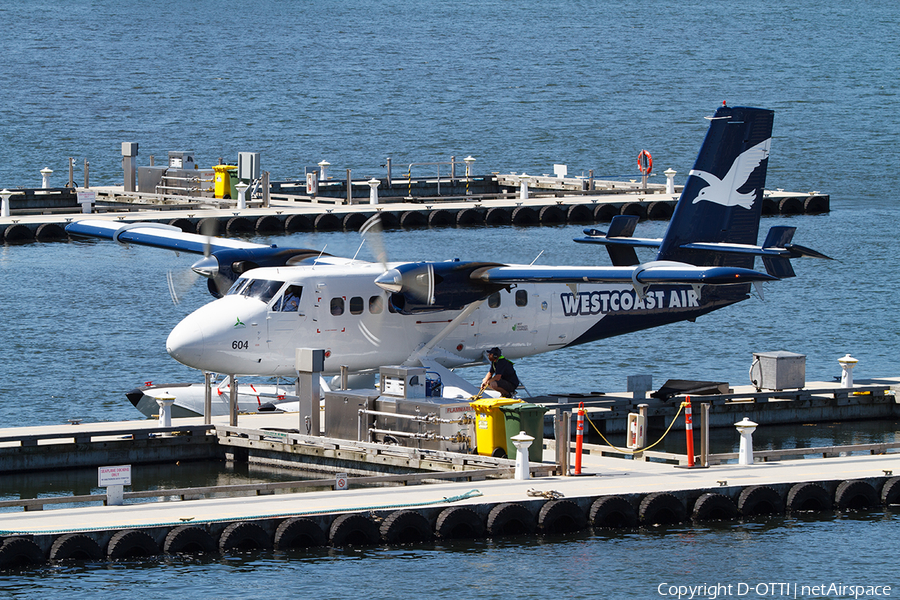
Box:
238;152;260;180
137;166;167;193
379;366;426;399
750;351;806;391
122;142;138;157
168;151;195;170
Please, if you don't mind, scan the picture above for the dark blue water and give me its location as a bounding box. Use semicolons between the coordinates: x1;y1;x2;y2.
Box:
1;0;899;596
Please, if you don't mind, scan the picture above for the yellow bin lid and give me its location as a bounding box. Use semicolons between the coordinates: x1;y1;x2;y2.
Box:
469;397;524;411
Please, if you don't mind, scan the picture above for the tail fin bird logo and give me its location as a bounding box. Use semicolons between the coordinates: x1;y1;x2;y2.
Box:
689;138;771;209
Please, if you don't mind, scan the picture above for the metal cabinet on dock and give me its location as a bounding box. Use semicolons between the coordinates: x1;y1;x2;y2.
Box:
750;351;806;391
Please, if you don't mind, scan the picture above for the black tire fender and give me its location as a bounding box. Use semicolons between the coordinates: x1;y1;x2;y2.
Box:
164;526;217;555
107;529;159;559
589;496;638;529
380;510;433;544
692;493;738;522
486;502;535;537
835;480;878;512
49;533;103;561
329;514;379;547
737;485;784;516
0;537;45;569
434;506;485;539
786;482;832;513
274;518;327;550
218;522;272;553
881;476;900;507
537;499;587;534
639;492;686;526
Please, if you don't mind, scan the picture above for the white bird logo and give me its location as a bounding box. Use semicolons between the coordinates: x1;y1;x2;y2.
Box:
689;138;771;209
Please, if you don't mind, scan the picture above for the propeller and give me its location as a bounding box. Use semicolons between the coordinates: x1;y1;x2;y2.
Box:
166;218;218;304
361;212;437;306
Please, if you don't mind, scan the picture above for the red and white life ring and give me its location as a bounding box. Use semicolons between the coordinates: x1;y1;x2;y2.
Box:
637;149;653;175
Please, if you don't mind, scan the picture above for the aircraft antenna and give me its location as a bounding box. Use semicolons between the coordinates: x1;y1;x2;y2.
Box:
352;238;366;262
530;250;544;265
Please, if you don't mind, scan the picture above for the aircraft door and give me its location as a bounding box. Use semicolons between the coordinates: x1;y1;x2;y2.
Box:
546;290;576;347
267;284;306;352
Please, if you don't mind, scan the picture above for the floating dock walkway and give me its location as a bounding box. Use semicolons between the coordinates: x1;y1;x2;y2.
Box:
0;171;829;244
1;376;898;568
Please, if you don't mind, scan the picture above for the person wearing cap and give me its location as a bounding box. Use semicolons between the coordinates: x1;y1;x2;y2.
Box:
482;347;519;398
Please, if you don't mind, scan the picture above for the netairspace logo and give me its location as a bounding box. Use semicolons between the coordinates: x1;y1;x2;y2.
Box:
656;582;892;599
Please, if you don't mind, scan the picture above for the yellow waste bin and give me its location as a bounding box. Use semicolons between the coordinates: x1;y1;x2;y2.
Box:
213;164;238;199
469;397;523;458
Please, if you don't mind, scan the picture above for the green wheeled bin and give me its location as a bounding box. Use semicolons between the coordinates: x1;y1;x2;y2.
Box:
500;403;549;462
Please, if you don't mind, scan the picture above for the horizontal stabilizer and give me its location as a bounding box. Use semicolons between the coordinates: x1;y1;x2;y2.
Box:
574;215;661;266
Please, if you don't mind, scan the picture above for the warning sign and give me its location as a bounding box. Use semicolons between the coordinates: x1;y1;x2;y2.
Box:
335;472;349;491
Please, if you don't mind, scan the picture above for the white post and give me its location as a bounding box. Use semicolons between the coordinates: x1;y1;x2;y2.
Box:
838;354;858;388
235;181;249;210
464;156;476;195
0;189;11;218
40;167;53;189
735;417;757;466
318;160;330;181
664;168;677;194
156;395;175;428
368;178;380;205
510;431;534;480
519;173;531;200
107;484;124;506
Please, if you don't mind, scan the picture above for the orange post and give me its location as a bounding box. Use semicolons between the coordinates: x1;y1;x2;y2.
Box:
684;396;695;467
574;402;585;475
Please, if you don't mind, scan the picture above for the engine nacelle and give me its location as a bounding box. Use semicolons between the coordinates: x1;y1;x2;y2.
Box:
192;246;327;297
375;260;506;314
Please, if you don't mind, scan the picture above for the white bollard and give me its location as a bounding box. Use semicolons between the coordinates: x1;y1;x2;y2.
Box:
735;417;757;466
838;354;858;388
664;168;677;194
464;156;476;194
235;181;249;210
510;431;534;480
156;395;175;428
1;189;11;218
368;178;380;205
40;167;53;189
318;160;330;181
519;174;531;200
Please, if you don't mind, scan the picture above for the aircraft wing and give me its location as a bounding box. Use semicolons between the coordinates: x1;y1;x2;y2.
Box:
65;219;268;254
474;261;777;286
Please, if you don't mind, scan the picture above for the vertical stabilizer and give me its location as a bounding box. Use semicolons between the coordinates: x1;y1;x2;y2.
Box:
657;105;774;268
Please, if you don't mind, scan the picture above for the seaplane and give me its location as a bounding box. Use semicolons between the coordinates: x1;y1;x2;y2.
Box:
67;104;830;418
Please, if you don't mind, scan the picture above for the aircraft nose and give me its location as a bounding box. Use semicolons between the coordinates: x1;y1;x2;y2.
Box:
166;318;206;368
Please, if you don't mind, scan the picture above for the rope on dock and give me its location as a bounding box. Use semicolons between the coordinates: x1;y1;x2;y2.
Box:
585;401;686;455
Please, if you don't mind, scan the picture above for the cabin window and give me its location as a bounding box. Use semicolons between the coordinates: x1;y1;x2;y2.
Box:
488;292;501;308
227;278;249;295
515;289;528;307
330;297;345;316
369;295;384;314
272;285;302;312
241;279;284;303
349;296;364;315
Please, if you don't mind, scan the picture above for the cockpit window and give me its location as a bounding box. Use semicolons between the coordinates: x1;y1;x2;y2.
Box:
272;285;302;312
240;279;284;303
227;278;249;295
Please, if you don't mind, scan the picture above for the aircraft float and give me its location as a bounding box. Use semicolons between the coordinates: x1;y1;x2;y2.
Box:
67;104;830;417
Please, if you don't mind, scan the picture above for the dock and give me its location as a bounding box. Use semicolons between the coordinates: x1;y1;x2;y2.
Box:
1;376;898;567
0;171;828;243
